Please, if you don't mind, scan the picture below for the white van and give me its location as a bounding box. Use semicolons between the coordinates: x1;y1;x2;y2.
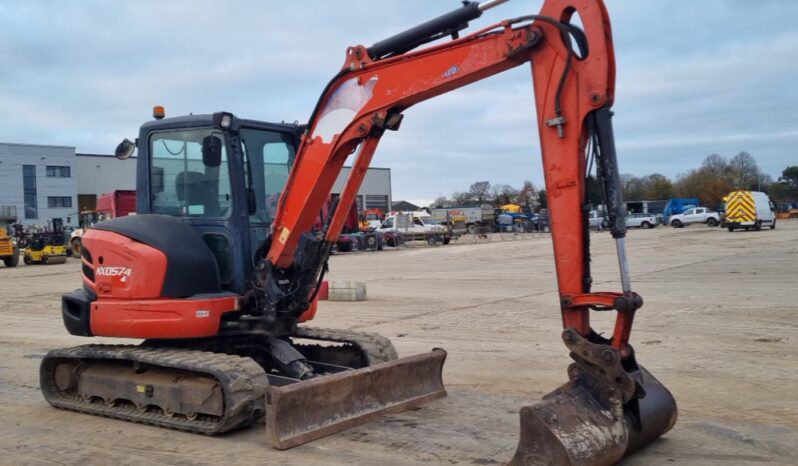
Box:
724;191;776;231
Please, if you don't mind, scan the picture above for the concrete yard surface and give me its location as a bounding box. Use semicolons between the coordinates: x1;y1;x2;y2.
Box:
0;221;796;465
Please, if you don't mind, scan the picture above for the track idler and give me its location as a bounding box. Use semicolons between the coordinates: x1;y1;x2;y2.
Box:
509;330;677;465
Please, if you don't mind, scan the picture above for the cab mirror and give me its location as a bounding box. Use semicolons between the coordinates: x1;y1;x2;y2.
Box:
202;135;223;167
115;139;136;160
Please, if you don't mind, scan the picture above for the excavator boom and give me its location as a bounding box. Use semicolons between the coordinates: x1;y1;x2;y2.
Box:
261;0;676;463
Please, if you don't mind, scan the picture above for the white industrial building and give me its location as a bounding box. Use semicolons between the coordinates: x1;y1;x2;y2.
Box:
75;153;136;211
75;154;391;213
1;142;391;226
331;166;392;213
0;142;78;227
74;154;392;213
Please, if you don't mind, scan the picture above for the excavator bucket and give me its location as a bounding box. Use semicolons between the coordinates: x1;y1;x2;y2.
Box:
510;364;677;466
265;348;447;449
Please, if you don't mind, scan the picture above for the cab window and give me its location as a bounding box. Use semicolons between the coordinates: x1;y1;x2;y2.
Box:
149;128;231;218
240;128;295;225
240;128;296;256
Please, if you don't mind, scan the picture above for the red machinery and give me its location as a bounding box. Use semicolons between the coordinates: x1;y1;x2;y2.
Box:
41;1;676;463
95;190;136;219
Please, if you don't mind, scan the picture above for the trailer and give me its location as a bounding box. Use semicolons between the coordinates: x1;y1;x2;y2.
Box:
96;190;136;219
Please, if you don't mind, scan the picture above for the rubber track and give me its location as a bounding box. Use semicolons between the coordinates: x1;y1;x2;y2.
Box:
40;344;269;435
293;326;398;364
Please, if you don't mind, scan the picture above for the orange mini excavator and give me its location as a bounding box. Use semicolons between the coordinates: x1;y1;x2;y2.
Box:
41;0;677;463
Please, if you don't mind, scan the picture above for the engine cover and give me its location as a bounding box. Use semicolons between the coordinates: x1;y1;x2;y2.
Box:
91;214;222;298
63;214;238;339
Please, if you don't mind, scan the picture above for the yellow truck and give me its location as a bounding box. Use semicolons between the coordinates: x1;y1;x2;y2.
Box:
0;225;19;268
0;206;20;268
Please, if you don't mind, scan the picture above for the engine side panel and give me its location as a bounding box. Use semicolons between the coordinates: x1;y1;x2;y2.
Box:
89;295;239;339
92;214;222;298
82;229;167;299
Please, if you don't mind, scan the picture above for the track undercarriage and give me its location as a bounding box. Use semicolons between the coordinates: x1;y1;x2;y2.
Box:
40;327;447;447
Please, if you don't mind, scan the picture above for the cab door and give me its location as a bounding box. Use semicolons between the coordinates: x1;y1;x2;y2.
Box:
145;127;243;293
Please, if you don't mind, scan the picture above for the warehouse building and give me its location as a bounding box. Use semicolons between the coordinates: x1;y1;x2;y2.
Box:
1;142;391;226
331;166;392;213
75;153;136;211
75;154;391;214
0;142;78;227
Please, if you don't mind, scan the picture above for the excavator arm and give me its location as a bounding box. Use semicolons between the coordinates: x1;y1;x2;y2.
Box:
268;1;625;347
259;0;676;463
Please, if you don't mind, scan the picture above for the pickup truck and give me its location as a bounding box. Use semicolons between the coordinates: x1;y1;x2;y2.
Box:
668;207;720;228
378;213;451;245
626;213;658;229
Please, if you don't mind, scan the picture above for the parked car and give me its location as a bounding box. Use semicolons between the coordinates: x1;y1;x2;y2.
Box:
530;212;551;232
588;210;608;230
334;231;384;252
626;213;658;229
334;234;357;252
668;207;720;228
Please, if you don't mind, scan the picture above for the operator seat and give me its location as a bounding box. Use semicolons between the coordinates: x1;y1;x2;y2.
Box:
175;171;221;217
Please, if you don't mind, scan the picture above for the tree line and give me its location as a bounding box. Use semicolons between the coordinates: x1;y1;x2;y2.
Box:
432;180;548;210
430;151;798;211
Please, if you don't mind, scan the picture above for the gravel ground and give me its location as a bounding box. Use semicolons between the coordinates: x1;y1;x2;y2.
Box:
0;220;795;465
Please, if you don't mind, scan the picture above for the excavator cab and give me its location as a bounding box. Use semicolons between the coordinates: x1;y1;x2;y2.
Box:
132;113;303;295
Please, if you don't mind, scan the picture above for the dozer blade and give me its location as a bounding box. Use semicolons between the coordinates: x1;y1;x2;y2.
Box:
509;364;677;466
265;348;446;449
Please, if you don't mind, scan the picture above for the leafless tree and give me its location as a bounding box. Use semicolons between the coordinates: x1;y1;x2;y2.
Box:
469;181;492;204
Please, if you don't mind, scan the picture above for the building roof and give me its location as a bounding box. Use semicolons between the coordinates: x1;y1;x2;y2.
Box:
392;200;420;211
0;141;75;150
77;152;122;158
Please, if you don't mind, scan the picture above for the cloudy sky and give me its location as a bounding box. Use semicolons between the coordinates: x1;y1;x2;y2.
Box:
1;1;796;205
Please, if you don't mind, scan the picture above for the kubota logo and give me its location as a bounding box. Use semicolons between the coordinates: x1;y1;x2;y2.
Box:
96;266;132;282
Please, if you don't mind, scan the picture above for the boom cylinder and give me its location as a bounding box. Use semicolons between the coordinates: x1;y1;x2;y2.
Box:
367;2;483;59
593;107;626;240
